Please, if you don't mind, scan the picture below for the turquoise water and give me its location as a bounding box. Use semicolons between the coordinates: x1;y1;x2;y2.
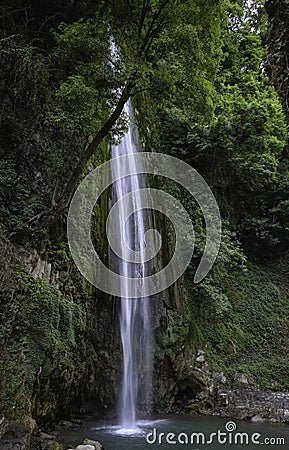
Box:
57;414;289;449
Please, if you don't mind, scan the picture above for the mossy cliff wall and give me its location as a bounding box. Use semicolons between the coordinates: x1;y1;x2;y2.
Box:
0;143;122;447
0;230;118;431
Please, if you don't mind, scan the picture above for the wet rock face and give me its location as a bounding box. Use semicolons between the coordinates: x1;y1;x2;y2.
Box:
0;234;118;448
0;421;35;450
153;337;213;413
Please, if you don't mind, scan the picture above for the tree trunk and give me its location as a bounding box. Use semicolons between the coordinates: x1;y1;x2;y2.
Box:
42;79;134;228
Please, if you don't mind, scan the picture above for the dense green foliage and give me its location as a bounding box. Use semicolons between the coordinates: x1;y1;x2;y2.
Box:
1;0;289;429
151;0;289;389
0;0;224;234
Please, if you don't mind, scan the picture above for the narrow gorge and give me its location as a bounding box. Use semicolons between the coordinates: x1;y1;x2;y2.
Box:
2;0;289;449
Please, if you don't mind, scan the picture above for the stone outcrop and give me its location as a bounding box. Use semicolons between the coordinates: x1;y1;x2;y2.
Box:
216;389;289;422
153;341;213;413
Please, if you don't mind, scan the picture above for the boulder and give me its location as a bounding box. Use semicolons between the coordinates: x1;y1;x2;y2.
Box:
75;445;95;450
196;355;205;363
251;415;267;423
197;349;205;355
83;439;105;450
233;373;249;386
213;372;227;384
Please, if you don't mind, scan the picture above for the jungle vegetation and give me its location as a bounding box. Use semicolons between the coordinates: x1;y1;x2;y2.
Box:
1;0;289;427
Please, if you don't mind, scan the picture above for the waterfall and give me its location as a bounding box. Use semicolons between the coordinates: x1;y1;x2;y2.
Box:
111;100;153;429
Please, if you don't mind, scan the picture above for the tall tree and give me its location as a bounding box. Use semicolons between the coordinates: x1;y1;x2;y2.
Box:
0;0;225;234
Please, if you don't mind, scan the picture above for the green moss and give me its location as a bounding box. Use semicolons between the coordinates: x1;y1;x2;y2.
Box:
182;255;289;389
0;271;95;424
226;359;289;389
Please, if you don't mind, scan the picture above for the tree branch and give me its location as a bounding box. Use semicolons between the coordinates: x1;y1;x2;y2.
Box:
140;0;171;54
41;78;135;228
138;0;151;39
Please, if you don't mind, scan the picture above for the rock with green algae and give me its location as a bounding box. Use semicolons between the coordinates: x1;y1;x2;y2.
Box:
0;419;36;450
41;441;64;450
29;427;65;450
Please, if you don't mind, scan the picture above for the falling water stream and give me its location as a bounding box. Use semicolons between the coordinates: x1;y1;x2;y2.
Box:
111;100;153;430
